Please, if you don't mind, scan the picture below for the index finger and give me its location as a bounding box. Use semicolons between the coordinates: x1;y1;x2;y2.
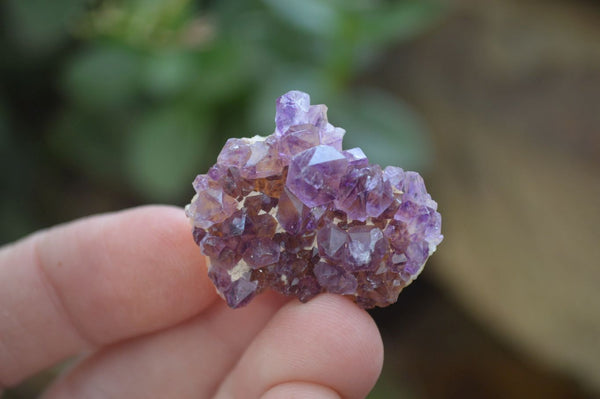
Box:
0;205;217;387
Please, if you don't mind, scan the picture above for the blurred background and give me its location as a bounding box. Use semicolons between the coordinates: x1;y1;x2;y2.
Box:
1;0;599;397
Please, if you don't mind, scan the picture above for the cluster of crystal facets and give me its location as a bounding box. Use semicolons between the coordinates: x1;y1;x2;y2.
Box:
185;91;443;309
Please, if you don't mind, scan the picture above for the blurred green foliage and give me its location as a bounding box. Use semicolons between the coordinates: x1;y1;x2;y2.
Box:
0;0;443;244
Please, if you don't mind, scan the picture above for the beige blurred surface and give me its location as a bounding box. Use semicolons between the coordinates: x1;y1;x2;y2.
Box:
377;0;600;390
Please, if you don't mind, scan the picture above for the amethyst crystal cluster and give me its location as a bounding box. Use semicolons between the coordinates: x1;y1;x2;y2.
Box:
185;91;443;309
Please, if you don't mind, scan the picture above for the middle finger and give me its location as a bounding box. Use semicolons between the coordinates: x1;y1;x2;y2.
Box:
42;292;288;399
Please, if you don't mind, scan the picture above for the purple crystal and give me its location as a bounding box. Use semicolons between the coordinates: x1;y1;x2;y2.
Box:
314;261;358;295
335;165;393;221
394;201;434;240
186;90;443;309
320;124;345;151
244;212;277;238
275;90;311;135
401;172;438;209
225;278;259;308
388;251;408;272
405;241;429;268
275;90;344;152
217;138;252;169
385;168;438;210
192;227;206;245
294;276;322;302
208;265;232;292
246;136;282;179
216;136;282;179
343;147;369;167
305;104;329;130
423;210;443;249
286;145;348;207
317;225;349;263
208;165;254;199
278;124;321;163
243;237;280;268
185;175;237;229
384;220;410;251
366;178;394;218
383;166;405;189
216;210;247;237
201;235;240;269
276;187;308;234
346;226;388;271
305;204;328;231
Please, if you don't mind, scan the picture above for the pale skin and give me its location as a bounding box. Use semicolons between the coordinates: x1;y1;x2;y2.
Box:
0;206;383;398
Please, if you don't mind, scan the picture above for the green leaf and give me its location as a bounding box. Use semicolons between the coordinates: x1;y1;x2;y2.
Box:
62;45;142;110
0;104;9;148
78;0;192;47
4;0;86;55
354;1;442;47
262;0;340;37
141;50;197;99
125;108;211;201
49;109;127;181
0;198;37;244
187;40;255;104
329;89;432;171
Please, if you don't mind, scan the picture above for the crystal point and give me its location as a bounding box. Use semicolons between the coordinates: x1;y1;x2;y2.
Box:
185;175;237;229
275;91;311;136
286;145;348;207
276;187;308;234
314;261;358;295
336;165;393;221
317;225;349;263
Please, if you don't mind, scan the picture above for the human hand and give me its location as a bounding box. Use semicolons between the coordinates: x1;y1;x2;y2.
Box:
0;206;383;398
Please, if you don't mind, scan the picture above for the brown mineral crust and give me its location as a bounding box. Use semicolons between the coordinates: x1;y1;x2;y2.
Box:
253;169;287;197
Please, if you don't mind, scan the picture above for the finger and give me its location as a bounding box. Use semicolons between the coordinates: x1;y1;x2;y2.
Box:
42;292;289;399
215;294;384;399
0;205;216;386
260;382;341;399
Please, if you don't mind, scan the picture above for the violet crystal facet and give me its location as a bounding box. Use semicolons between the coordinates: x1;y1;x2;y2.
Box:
185;90;443;309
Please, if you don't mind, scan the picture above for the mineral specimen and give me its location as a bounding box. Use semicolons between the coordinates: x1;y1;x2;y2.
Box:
185;91;443;309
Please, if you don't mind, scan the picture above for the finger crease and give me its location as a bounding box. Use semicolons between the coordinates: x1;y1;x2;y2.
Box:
261;379;344;399
32;234;98;350
203;315;251;397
